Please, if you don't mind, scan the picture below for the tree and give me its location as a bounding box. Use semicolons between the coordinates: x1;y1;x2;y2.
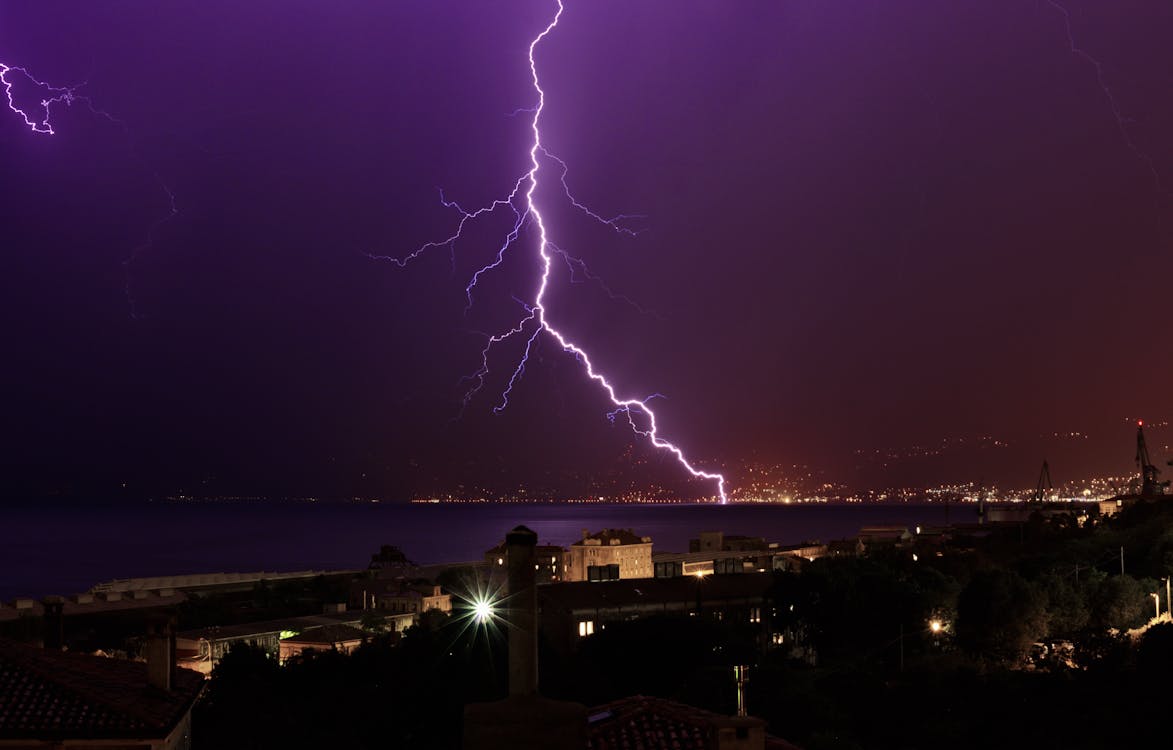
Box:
1090;575;1148;631
1137;622;1173;683
1039;572;1089;636
359;609;387;633
956;569;1049;660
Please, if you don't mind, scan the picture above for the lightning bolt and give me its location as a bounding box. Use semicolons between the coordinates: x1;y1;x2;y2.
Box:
0;61;82;134
2;57;179;316
1044;0;1167;198
378;1;728;503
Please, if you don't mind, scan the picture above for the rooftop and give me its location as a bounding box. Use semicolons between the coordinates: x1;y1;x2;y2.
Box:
0;638;203;740
574;528;652;547
540;573;774;613
282;624;368;645
586;695;800;750
177;610;366;642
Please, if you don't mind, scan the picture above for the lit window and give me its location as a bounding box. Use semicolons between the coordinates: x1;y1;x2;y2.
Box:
578;620;595;637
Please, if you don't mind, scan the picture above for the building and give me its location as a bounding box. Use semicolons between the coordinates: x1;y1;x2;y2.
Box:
652;537;825;579
690;531;769;554
565;528;653;582
366;545;422;577
463;527;799;750
538;573;775;654
277;624;368;663
485;540;565;583
176;610;411;675
826;538;863;557
349;578;452;615
857;526;914;552
0;637;203;749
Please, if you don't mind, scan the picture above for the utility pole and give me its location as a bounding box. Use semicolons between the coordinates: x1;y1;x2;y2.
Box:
1120;546;1125;576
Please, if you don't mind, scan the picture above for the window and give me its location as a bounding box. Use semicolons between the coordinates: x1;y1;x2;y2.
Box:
749;607;761;624
578;620;595;637
587;564;620;582
655;561;683;578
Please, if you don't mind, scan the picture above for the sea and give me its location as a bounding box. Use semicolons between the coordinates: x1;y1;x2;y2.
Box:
0;502;955;600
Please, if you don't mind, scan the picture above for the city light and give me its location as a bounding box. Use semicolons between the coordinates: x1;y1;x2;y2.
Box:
929;619;943;634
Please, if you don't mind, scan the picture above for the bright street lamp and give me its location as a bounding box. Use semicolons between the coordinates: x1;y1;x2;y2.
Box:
472;596;495;625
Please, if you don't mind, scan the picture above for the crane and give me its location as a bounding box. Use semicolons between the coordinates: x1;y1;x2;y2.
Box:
1135;422;1169;498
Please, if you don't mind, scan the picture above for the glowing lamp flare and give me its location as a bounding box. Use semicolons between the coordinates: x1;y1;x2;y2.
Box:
472;597;495;625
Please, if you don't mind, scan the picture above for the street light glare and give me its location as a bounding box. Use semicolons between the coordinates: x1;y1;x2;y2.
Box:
929;619;943;633
473;598;494;624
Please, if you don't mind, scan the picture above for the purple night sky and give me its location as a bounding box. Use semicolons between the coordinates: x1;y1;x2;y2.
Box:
2;1;1172;502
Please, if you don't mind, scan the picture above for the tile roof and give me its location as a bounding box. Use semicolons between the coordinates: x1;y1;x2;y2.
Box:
587;695;707;750
585;695;801;750
0;639;203;740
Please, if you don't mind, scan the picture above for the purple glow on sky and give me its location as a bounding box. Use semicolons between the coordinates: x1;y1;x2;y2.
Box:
2;1;1172;501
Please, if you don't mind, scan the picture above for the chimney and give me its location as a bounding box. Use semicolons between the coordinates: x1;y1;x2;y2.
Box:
41;596;65;650
144;615;176;692
506;525;538;697
463;524;587;750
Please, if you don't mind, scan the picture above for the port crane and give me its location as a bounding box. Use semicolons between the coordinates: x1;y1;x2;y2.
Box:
1033;460;1053;504
1135;422;1169;498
